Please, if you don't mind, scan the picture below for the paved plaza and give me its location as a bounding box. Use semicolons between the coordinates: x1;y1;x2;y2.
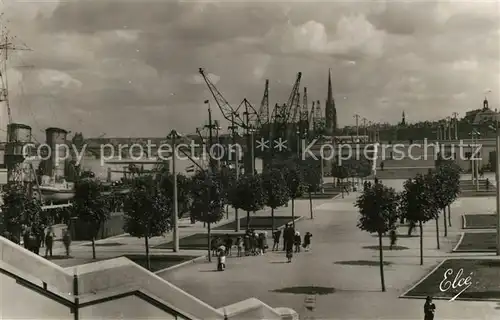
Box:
46;177;500;319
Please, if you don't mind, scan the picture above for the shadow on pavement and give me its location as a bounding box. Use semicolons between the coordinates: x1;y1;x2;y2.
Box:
363;245;409;251
335;260;393;266
272;286;335;295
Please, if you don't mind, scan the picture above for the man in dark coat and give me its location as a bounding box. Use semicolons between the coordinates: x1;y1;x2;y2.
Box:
424;296;436;320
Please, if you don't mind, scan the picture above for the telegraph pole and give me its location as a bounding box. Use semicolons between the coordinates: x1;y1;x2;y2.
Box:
168;129;181;252
452;112;459;139
204;100;215;172
362;117;368;141
229;113;241;232
354;114;360;141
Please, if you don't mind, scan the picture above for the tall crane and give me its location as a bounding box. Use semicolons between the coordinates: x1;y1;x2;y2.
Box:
270;72;302;140
198;68;259;131
299;87;309;136
258;79;269;126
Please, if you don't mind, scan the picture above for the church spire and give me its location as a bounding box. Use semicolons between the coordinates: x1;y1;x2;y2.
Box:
401;111;406;125
327;68;333;104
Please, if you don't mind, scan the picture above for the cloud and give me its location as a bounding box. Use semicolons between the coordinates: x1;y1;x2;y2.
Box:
0;0;498;139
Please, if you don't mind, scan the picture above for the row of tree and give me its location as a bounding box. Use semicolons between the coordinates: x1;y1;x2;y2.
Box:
1;157;329;269
356;161;461;292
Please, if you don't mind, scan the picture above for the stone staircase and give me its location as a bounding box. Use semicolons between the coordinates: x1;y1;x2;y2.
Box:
373;167;433;179
460;179;496;197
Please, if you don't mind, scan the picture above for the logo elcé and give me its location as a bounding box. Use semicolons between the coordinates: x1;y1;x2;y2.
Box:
439;268;473;301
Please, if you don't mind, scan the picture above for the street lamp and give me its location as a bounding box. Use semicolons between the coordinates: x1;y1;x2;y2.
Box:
469;129;480;190
167;129;182;252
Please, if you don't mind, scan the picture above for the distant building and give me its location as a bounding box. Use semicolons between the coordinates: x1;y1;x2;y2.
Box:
325;69;337;136
471;98;500;124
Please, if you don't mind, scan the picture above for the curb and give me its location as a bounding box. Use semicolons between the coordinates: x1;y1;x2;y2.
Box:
399;258;449;299
451;232;465;252
154;255;206;274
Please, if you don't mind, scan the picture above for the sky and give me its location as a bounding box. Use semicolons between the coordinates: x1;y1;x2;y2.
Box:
0;0;499;141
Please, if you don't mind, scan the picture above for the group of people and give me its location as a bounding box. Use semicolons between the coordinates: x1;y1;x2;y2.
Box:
273;224;312;263
3;226;72;258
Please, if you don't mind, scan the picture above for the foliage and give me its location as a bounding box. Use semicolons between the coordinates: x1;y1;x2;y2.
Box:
228;173;267;213
331;164;349;180
400;174;438;223
430;163;461;210
301;159;322;193
189;170;225;224
283;160;305;199
74;177;110;238
123;175;172;238
1;183;45;235
80;170;95;179
214;166;236;205
262;168;290;209
347;159;373;178
159;172;192;218
356;181;400;234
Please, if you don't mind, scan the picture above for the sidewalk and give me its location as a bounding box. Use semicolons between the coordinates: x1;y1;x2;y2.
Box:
159;182;500;319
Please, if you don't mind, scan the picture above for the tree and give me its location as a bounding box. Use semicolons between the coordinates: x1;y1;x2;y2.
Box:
400;174;438;265
429;163;461;245
1;183;45;246
356;180;399;292
74;177;110;259
228;173;266;230
301;159;321;219
123;175;171;270
283;160;305;227
214;166;236;220
159;172;192;219
262;168;289;233
189;170;225;261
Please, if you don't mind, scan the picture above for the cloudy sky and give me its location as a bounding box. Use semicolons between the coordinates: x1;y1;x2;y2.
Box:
0;0;499;140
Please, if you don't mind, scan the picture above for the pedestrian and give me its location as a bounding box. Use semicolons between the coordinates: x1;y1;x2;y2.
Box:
236;237;243;257
39;227;45;248
486;178;490;191
389;229;397;250
380;161;384;171
45;228;55;258
408;221;416;236
62;229;71;257
272;229;281;251
282;226;288;251
294;231;301;253
224;234;233;256
243;235;250;256
303;232;312;251
211;236;219;256
424;296;436;320
217;247;226;271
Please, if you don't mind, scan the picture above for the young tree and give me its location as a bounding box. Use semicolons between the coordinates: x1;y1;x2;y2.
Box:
159;172;192;219
356;180;399;292
74;177;110;259
123;175;171;270
436;162;461;228
300;159;321;219
214;166;236;219
284;160;305;227
190;170;225;261
228;173;266;230
400;174;438;265
262;168;290;232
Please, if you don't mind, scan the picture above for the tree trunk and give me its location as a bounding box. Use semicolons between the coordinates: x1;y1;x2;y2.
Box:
207;222;212;262
419;221;423;266
226;204;229;219
435;217;440;250
443;208;448;237
448;205;452;227
144;236;150;270
235;208;240;232
91;238;96;259
271;208;275;234
378;232;386;292
309;192;313;219
246;211;250;230
291;198;295;228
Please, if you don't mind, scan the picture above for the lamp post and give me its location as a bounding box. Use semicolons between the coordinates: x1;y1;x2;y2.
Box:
168;129;182;252
229;117;241;232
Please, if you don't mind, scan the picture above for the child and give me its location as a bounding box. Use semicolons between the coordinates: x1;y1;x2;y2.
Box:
389;229;397;250
303;232;312;251
294;231;301;253
217;248;226;271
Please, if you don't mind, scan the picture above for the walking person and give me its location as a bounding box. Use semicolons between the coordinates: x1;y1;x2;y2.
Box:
224;234;233;256
389;229;397;250
486;178;490;191
236;237;243;257
62;229;71;257
424;296;436;320
44;228;55;258
303;232;312;251
282;225;288;251
272;229;281;251
294;231;301;253
380;161;385;171
408;221;416;236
